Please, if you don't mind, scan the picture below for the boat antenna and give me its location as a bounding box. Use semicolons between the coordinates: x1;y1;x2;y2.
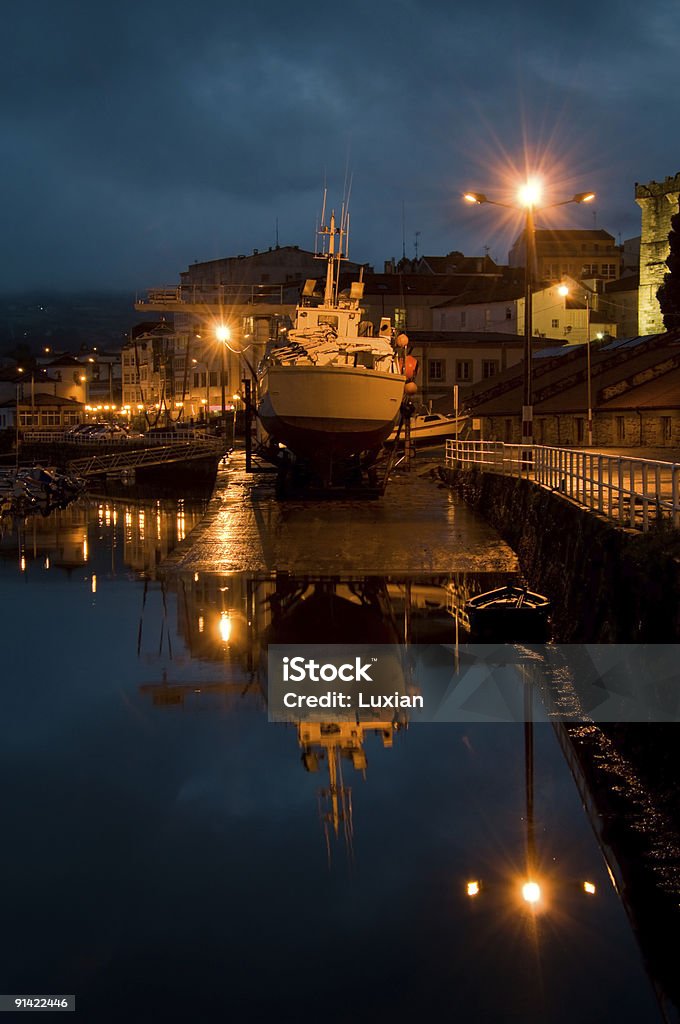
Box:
319;186;328;254
275;217;279;249
402;200;406;261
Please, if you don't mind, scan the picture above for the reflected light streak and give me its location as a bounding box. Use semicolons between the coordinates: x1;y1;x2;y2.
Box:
91;574;97;594
466;881;481;897
218;612;232;644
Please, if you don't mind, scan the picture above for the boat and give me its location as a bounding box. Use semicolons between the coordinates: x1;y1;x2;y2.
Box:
464;585;550;642
257;205;407;490
387;411;466;446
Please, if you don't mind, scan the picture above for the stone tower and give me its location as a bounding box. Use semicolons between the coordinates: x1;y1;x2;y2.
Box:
635;173;680;335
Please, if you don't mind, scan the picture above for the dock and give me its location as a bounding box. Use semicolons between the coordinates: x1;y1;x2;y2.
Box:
162;451;518;576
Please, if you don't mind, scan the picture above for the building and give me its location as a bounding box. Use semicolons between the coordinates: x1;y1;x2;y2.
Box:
433;279;618;345
635;172;680;335
464;330;680;447
404;331;566;409
509;228;622;285
0;391;83;432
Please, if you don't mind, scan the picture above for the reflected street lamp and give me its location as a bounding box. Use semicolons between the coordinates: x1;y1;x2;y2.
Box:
464;184;595;458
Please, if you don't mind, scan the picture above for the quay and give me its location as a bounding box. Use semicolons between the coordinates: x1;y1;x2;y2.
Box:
163;451;518;576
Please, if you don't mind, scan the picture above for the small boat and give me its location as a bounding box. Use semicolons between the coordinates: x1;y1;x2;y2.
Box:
464;585;550;642
387;411;465;446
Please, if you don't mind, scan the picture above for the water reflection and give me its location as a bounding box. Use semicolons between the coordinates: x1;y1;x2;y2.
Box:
0;494;210;578
0;500;675;1021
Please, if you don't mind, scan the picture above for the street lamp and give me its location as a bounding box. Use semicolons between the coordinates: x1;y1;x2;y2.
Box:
558;283;593;446
215;324;230;445
464;184;595;457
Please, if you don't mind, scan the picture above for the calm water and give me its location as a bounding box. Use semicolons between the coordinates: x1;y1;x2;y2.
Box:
0;496;669;1022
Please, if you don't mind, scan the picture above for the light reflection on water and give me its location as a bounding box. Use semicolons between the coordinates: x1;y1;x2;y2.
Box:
0;498;668;1022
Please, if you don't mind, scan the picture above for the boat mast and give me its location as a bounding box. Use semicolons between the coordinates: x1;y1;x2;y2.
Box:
324;211;337;306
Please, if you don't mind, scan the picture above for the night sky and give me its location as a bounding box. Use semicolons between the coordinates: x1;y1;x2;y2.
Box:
3;0;679;291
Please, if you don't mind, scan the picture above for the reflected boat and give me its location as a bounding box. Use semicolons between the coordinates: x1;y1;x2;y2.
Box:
464;585;550;642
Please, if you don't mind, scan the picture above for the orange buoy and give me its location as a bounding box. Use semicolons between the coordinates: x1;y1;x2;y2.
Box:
404;354;419;380
405;381;418;395
396;332;409;348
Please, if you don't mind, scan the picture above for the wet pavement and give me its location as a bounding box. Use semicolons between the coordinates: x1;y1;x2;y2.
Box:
163;452;518;576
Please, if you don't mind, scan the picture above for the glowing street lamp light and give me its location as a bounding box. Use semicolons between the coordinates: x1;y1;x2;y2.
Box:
463;183;595;459
522;880;542;905
215;324;231;445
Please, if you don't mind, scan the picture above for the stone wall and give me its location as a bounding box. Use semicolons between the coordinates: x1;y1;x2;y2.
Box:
445;467;680;641
635;174;680;335
478;410;680;448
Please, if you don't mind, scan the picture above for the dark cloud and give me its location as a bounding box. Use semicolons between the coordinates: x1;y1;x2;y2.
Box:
2;0;679;289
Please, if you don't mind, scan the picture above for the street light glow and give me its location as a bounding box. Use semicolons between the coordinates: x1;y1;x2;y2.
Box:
558;284;569;297
463;192;486;204
216;324;230;343
573;191;596;204
466;880;481;897
518;179;542;207
522;881;542;904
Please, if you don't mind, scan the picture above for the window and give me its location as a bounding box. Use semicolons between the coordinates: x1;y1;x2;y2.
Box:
616;417;625;442
484;309;492;325
601;264;617;278
482;359;499;379
209;371;218;387
505;307;513;321
19;412;39;427
460;312;466;327
551;319;559;329
455;360;472;382
581;264;598;277
41;410;61;426
428;359;445;382
394;308;406;330
661;416;672;442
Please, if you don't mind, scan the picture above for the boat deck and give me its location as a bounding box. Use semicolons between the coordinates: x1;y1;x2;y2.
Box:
161;450;517;576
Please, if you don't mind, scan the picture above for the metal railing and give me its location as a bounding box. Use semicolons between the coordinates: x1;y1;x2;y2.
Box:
445;440;680;532
21;429;215;445
139;283;289;306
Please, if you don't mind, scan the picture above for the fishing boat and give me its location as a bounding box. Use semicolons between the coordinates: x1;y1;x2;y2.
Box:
257;205;407;490
387;411;466;447
464;585;550;642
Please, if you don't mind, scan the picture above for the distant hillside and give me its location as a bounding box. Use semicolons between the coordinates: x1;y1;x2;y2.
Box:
0;291;161;354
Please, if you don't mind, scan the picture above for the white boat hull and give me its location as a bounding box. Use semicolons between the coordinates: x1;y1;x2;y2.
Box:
258;363;405;462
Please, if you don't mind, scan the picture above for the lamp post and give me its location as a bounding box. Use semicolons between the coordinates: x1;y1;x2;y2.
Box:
215;325;230;445
463;185;595;459
558;283;593;446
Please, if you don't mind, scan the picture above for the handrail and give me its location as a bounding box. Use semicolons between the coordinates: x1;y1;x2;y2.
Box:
445;440;680;532
138;283;288;306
